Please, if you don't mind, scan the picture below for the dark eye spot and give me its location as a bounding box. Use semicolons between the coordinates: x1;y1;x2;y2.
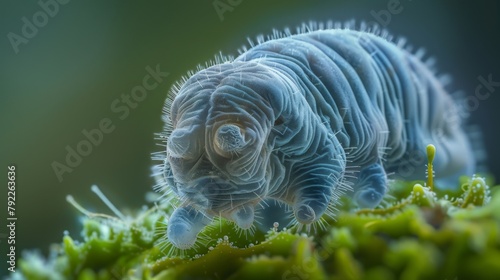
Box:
274;116;285;126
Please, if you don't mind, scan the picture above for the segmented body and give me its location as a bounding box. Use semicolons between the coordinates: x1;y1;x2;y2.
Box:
153;22;475;249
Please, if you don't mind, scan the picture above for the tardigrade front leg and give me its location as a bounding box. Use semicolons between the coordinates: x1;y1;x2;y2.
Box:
167;206;212;249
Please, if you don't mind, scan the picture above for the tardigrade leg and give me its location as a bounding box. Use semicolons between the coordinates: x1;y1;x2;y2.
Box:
353;161;387;208
283;126;346;224
293;176;332;224
229;204;255;229
167;206;212;249
289;156;344;224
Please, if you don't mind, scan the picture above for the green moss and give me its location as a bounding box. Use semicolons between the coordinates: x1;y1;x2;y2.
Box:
12;174;500;280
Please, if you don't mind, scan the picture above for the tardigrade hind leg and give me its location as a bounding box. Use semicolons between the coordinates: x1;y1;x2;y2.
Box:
431;131;476;189
353;161;388;208
167;206;212;249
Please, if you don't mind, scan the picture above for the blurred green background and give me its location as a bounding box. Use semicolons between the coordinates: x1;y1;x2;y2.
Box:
0;0;499;271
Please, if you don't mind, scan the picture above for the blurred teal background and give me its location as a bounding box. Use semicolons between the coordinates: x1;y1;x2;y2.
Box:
1;0;499;270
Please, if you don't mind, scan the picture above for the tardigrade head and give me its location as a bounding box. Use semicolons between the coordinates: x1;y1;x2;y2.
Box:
163;62;285;229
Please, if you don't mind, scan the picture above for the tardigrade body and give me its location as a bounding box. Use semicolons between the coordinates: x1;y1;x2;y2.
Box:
154;23;475;249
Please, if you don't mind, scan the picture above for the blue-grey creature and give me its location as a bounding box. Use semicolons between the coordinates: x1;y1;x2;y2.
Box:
153;22;476;249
